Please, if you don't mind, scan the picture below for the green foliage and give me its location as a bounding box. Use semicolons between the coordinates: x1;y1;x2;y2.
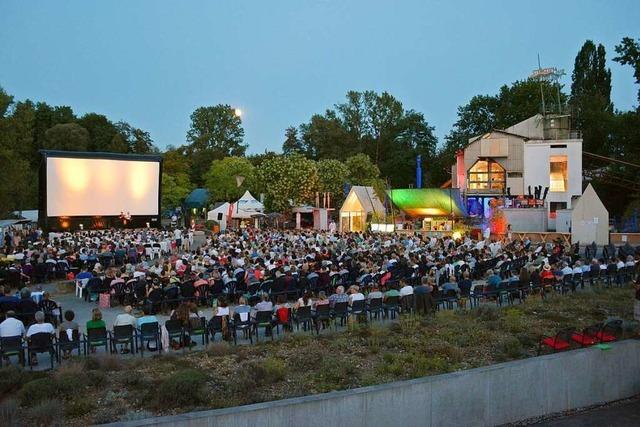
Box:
293;90;438;187
152;369;208;409
0;399;18;427
204;156;255;201
161;172;193;210
64;398;95;418
255;153;320;212
317;158;349;205
17;378;59;407
0;366;42;398
185;105;246;184
614;37;640;104
43;123;89;151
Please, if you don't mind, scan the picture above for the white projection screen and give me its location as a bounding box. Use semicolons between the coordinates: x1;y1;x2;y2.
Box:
46;156;160;217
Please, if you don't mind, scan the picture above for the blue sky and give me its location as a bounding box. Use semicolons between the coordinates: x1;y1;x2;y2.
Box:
1;1;638;153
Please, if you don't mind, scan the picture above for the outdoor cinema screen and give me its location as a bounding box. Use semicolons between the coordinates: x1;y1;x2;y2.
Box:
46;155;160;217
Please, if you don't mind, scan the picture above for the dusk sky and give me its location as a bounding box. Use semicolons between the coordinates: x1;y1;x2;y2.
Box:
1;1;638;153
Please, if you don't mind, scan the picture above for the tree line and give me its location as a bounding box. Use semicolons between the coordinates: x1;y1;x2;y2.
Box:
1;37;638;218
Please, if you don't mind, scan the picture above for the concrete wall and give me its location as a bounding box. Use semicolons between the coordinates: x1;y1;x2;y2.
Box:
106;340;640;427
502;207;548;232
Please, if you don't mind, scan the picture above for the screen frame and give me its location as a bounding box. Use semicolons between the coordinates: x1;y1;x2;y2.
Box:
39;150;163;230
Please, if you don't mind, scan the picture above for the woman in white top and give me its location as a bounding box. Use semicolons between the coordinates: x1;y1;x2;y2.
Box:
294;291;313;310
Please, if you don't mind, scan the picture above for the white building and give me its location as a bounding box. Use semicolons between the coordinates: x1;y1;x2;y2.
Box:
451;114;583;230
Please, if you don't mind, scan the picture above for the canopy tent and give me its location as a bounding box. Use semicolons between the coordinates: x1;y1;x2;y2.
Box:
183;188;210;209
231;191;264;219
207;202;231;231
339;186;385;232
387;188;467;217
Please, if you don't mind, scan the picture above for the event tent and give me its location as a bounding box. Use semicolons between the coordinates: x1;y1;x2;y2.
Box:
207;202;231;231
232;191;264;219
339;186;385;232
387;188;467;217
183;188;210;209
570;184;609;246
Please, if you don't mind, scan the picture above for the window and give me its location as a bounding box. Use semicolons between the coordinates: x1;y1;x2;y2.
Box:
467;159;505;191
549;155;568;192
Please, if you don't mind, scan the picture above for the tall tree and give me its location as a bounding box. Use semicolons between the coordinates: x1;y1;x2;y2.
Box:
203;156;255;201
0;85;14;118
44;123;90;151
570;40;613;156
255;154;319;212
317;159;349;206
114;121;156;154
77;113;118;152
185;105;246;184
282;126;303;154
614;37;640;104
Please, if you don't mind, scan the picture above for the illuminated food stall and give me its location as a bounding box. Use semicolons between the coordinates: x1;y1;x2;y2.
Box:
387;188;467;234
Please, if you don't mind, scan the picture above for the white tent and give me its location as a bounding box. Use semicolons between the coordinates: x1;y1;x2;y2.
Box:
207;202;231;231
232;191;265;219
571;184;609;246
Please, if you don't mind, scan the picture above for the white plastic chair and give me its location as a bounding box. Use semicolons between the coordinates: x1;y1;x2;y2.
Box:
75;278;89;299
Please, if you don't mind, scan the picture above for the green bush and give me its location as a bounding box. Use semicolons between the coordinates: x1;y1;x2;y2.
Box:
262;357;286;382
0;366;34;398
55;373;90;398
152;369;208;409
64;398;95;418
17;378;59;407
497;337;524;360
86;370;107;387
22;399;64;426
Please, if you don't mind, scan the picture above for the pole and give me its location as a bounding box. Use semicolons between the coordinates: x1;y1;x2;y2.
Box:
538;54;546;115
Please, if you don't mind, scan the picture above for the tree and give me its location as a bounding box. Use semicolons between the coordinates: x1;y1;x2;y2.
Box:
161;172;193;210
114;121;156;154
185;105;246;184
77;113;118;152
255;154;320;212
282;126;303;154
44;123;90;151
0;85;14;118
203;156;255;202
296;90;439;187
614;37;640;104
345;153;380;185
317;159;349;206
163;146;191;175
0;149;37;214
570;40;613;156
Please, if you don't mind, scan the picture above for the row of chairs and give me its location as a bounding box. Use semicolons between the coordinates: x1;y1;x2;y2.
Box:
538;320;623;354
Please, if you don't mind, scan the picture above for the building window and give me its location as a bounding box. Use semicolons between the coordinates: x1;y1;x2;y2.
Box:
549;155;568;192
467;159;505;191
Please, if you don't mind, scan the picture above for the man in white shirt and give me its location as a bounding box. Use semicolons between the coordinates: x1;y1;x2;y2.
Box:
26;311;55;365
399;280;414;297
0;311;25;338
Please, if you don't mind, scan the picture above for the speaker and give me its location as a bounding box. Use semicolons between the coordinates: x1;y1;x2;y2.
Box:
217;213;223;221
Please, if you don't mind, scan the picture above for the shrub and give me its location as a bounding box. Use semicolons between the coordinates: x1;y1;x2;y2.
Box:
55;373;90;398
122;371;146;389
22;399;64;426
91;409;119;425
86;370;107;387
497;337;524;360
17;378;59;407
64;398;95;418
261;357;286;382
153;369;208;409
0;366;33;398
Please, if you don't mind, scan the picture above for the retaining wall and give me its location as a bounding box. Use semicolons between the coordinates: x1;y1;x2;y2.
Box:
106;340;640;427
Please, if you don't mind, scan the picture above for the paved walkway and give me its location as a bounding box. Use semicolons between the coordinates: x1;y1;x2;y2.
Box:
533;398;640;426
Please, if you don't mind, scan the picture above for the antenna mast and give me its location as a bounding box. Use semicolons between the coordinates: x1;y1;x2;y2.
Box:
530;56;565;115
